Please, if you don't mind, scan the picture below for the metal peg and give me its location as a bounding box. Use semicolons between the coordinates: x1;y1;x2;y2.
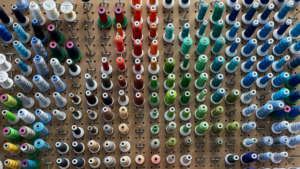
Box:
1;44;16;61
163;9;173;23
83;1;93;11
68;25;79;42
85;43;95;62
257;121;270;135
225;108;236;122
57;128;68;141
101;43;111;57
195;139;205;150
70;77;81;94
179;9;189;23
100;26;111;46
84;12;94;29
225;73;236;89
99;0;109;7
135;126;144;139
196;156;205;166
164;43;174;57
115;0;125;6
288;155;300;164
86;60;96;77
210;155;221;166
85;25;95;45
256;91;270;106
42;158;53;169
226;138;236;151
135;142;145;154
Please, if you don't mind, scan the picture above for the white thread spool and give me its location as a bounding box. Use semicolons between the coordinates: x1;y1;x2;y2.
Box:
29;2;46;25
43;0;59;20
0;71;13;89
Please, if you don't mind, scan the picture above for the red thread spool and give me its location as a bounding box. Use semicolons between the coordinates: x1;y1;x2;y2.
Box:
118;75;127;88
102;57;110;71
134;59;142;71
149;6;157;23
98;7;108;23
133;92;144;106
132;0;141;6
114;35;125;54
115;7;125;24
134;74;144;90
149;23;157;39
132;21;143;40
133;4;142;22
133;39;143;56
116;56;126;72
150;40;158;55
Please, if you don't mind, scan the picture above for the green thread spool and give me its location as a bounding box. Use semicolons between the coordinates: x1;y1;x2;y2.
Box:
210;122;224;135
182;123;191;132
211;2;225;23
2;110;17;122
180;54;190;71
150;108;159;120
179;91;191;105
226;122;240;132
196;89;207;103
166;137;177;149
164;23;175;43
225;154;239;165
225;89;240;104
181;136;193;148
165;107;175;121
180;37;193;55
211;20;224;40
165;74;176;90
97;7;112;29
226;56;240;73
164;57;175;74
195;73;209;89
180;73;192;90
164;90;177;106
211;137;224;148
195;104;207;120
212;36;225;55
211;106;224;117
149;75;159;91
1;94;21;110
180;107;191;121
149;92;160;107
151;124;159;134
194;55;208;73
196;37;210;55
3;127;22;142
195;121;209;136
196;20;208;38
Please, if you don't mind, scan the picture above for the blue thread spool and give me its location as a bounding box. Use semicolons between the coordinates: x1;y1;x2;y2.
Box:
211;88;226;104
289;55;300;69
288;135;300;148
243;0;254;8
288;121;300;133
226;22;240;41
0;7;13;27
226;38;240;57
290;39;300;55
270;105;291;120
285;90;300;104
242;104;257;117
242;20;259;41
286;106;300;120
271;152;289;164
225;56;240;73
226;4;240;25
34;138;50;152
258;3;274;24
15;58;32;76
241;71;258;88
35;109;51;124
210;56;225;73
257;21;274;40
257;55;274;72
256;103;273;119
16;0;29;10
257;136;273;147
273;136;290;146
242;2;259;25
0;24;14;43
258;152;273;162
21;159;40;169
275;1;293;23
243;138;257;147
272;88;290;100
212;36;225;55
259;0;270;7
179;23;190;42
241;39;257;57
13;41;31;60
274;0;286;7
196;2;209;22
257;39;274;57
241;56;256;73
13;23;30;43
210;73;224;89
33;122;50;136
241;152;258;165
33;75;50;92
286;73;300;89
227;0;238;8
51;75;66;92
272;55;290;72
267;100;285;111
273;36;292;56
256;73;273;88
272;72;289;88
242;121;257;132
290;20;300;39
196;20;208;38
272;121;290;134
274;19;292;40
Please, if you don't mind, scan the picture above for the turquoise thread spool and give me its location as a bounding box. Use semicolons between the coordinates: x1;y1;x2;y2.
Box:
210;20;225;41
163;23;175;43
226;56;240;73
210;56;225;73
180;37;193;55
210;2;225;24
196;36;209;55
196;20;208;38
212;36;226;55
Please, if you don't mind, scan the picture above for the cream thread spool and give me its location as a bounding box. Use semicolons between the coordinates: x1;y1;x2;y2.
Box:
119;123;129;135
87;140;100;153
60;2;77;22
43;0;59;21
119;106;129;120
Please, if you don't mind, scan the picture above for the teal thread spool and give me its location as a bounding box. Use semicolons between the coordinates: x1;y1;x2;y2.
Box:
196;20;208;38
212;36;226;55
179;91;191;106
210;56;225;73
164;57;175;74
210;73;224;89
210;20;225;41
196;2;209;22
149;92;160;107
180;54;190;71
196;36;210;55
148;75;160;91
194;104;208;120
179;23;191;42
211;88;226;104
180;37;193;55
163;23;175;43
164;90;177;106
164;74;176;90
179;73;192;90
195;73;209;89
226;56;240;73
180;107;191;121
194;55;208;73
195;121;209;136
210;2;225;24
196;89;207;103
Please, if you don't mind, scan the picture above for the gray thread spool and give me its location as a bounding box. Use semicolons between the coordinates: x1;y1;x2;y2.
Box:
14;75;33;92
50;58;65;76
103;140;115;153
35;92;51;108
103;156;116;167
103;124;114;135
52;109;66;121
31;38;47;58
53;92;67;108
34;56;49;75
33;75;49;92
85;73;97;91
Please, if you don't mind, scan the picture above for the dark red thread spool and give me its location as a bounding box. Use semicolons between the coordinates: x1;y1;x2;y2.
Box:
134;74;144;90
133;39;143;56
149;23;157;39
102;57;110;71
98;7;108;23
114;7;125;24
118;75;127;88
134;59;142;72
133;92;144;106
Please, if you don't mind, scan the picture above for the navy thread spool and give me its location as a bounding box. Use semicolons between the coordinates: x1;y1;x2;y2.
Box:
179;0;190;9
270;105;291;120
0;7;13;27
71;141;85;154
242;104;257;117
272;121;290;134
271;152;288;163
226;4;240;25
287;73;300;89
256;103;273;119
242;0;254;8
0;24;14;43
256;73;273;88
226;38;240;57
257;38;274;57
257;3;274;24
195;2;208;22
227;0;238;8
274;0;287;7
71;157;85;168
242;20;259;41
257;136;273;147
240;152;258;165
272;55;290;72
272;72;289;88
210;56;225;73
241;56;256;73
226;22;240;41
288;135;300;148
285;90;300;104
273;19;292;40
258;0;270;7
11;5;29;27
56;158;70;168
286;106;300;120
242;2;259;25
257;21;274;41
241;71;258;88
32;19;47;43
258;152;273;162
290;40;300;55
273;37;292;56
271;88;290;100
289;55;300;69
274;1;293;23
257;55;274;72
241;39;257;57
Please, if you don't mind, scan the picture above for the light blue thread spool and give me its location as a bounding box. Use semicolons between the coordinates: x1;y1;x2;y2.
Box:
15;58;32;76
272;121;290;134
163;23;175;43
273;135;290;145
13;40;31;60
242;122;257;132
257;3;274;24
241;56;256;73
33;122;50;136
34;138;51;152
241;39;257;57
240;90;256;104
257;38;274;57
275;1;293;23
210;56;225;73
21;159;38;169
179;23;190;42
242;20;259;41
273;37;292;56
242;2;259;25
242;104;257;117
226;22;240;42
210;73;224;89
257;136;273;147
225;56;240;73
267;100;284;111
271;88;290;100
290;39;300;55
226;38;241;58
272;71;289;88
256;73;273;88
212;36;225;55
196;2;209;22
196;20;208;38
288;135;300;148
243;138;257;147
12;23;30;43
290;21;300;39
257;55;274;72
271;152;289;164
289;122;300;134
241;71;258;88
211;88;226;104
226;4;241;25
256;103;273;119
272;55;290;72
258;152;273;162
257;21;274;41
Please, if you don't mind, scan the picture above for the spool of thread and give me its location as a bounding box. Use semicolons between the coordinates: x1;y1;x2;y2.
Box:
242;122;257;132
257;21;274;41
98;7;112;28
273;136;290;146
212;36;226;55
119;123;129;134
242;20;259;40
273;37;292;56
210;122;224;135
242;2;258;25
286;106;300;120
211;106;224;118
241;152;258;164
12;5;29;27
164;57;175;74
149;75;159;91
272;72;289;88
256;103;273;119
133;92;145;107
257;136;273;147
195;73;208;89
180;73;192;90
71;157;85;168
0;7;13;27
271;152;288;163
242;104;257;117
226;22;241;42
180;37;193;55
19;126;38;141
226;122;240;132
163;23;175;43
242;0;254;8
87;140;100;153
225;89;240;104
18;108;35;124
210;56;225;73
118;75;127;88
211;137;224;148
180;123;192;136
194;104;207;120
196;20;208;38
195;121;209;136
65;41;82;62
211;88;226;104
226;56;240;73
151;155;161;165
226;4;240;25
287;135;300;148
55;141;69;154
166;137;177;149
34;139;50;152
258;3;274;24
210;2;225;24
120;141;131;152
135;155;144;165
133;4;142;24
56;158;70;168
210;20;224;40
226;38;240;57
150;108;159;120
194;55;207;73
0;24;14;44
33;122;49;136
164;74;175;90
164;90;177;106
272;121;289;134
257;38;274;57
258;152;273;162
113;7;127;27
241;71;258;88
274;1;293;24
151;124;159;135
32;19;46;43
102;92;114;106
164;107;176;121
225;154;239;165
196;2;209;22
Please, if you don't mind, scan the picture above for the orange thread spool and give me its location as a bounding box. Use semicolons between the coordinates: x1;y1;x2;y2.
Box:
114;35;125;54
150;40;158;55
149;6;157;23
135;155;145;165
116;57;126;71
149;0;156;6
132;0;141;6
132;21;143;40
117;23;124;37
150;57;158;70
133;40;143;57
149;23;157;39
133;4;142;22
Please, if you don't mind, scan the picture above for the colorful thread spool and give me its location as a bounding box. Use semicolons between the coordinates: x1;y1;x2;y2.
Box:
226;4;240;25
272;72;289;88
241;39;257;57
21;158;40;169
211;88;226;104
3;127;22;142
212;36;225;55
240;152;258;165
285;90;300;104
242;104;257;117
113;7;127;28
242;20;259;40
210;2;225;24
97;7;112;29
256;103;273;119
210;56;225;73
256;73;273;88
226;22;241;41
241;56;256;73
257;38;274;57
225;56;240;73
272;55;290;72
1;94;21;110
226;38;240;57
270;105;291;120
271;121;289;134
274;19;292;40
286;106;300;120
196;2;208;22
274;1;293;23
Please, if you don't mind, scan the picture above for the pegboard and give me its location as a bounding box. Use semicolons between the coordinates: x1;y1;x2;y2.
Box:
0;0;300;168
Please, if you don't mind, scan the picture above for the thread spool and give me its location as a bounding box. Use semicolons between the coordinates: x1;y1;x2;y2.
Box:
103;124;114;136
148;23;158;40
132;39;144;59
115;35;125;54
60;2;76;22
0;25;14;44
273;37;292;56
51;75;66;92
274;1;293;24
148;57;160;74
163;23;175;43
118;75;127;88
98;7;112;28
2;110;19;124
13;41;31;60
210;2;225;24
242;138;257;147
103;140;116;153
53;92;67;108
180;123;192;136
211;88;226;104
15;58;32;76
150;108;159;121
166;155;175;164
119;141;131;152
166;137;177;149
72;125;84;139
102;106;114;122
52;109;66;122
242;2;258;25
87;140;100;153
0;7;13;28
226;4;240;25
241;71;258;88
256;103;273;119
43;0;59;20
17;108;35;124
50;58;65;76
55;141;69;154
225;154;239;165
132;4;142;24
87;126;98;136
14;75;33;93
85;90;98;107
271;121;289;134
11;5;29;27
274;19;292;40
3;143;21;155
103;156;116;168
148;39;159;58
35;109;51;124
116;57;127;73
113;7;127;27
65;41;81;61
34;139;50;152
210;20;225;41
33;122;49;137
29;2;45;25
180;155;192;166
271;152;288;163
272;72;289;88
71;157;85;168
56;158;70;169
163;0;174;9
88;157;100;169
132;21;143;41
147;0;159;7
31;19;47;43
241;152;258;164
66;59;81;76
196;20;208;38
101;73;113;91
102;92;114;106
119;123;129;135
13;23;30;44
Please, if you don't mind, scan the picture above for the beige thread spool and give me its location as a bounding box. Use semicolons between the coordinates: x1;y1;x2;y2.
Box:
119;123;129;134
104;156;116;168
119;106;128;119
120;156;131;167
87;140;100;153
103;140;116;153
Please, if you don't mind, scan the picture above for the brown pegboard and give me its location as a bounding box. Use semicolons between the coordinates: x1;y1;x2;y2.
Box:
1;0;300;168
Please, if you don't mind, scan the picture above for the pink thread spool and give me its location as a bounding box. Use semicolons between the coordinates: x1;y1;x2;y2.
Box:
151;154;161;165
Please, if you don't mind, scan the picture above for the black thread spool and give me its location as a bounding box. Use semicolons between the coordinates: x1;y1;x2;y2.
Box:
11;5;26;23
66;41;80;60
70;107;80;117
72;125;81;135
102;92;114;106
71;141;84;153
86;90;97;105
32;19;46;41
101;73;112;89
71;157;85;168
67;59;78;72
48;24;62;42
55;141;68;154
56;158;69;168
0;7;10;24
49;41;63;56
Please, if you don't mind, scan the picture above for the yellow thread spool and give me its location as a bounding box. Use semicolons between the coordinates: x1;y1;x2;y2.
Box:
3;143;20;154
4;159;20;169
66;11;74;18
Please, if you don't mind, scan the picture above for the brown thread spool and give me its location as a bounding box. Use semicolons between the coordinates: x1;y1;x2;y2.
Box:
118;90;129;106
87;109;96;118
133;92;144;106
69;92;80;103
101;73;112;90
87;126;98;135
102;106;114;122
119;106;128;119
85;90;98;106
133;74;144;90
87;140;100;152
118;75;127;88
88;157;99;166
102;92;114;106
135;155;145;165
118;123;129;134
119;90;126;102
